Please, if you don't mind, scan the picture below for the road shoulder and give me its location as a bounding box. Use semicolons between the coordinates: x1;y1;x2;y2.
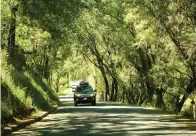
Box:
1;106;58;136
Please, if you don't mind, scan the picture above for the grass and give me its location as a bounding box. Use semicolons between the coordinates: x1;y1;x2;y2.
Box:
1;51;60;127
143;103;195;120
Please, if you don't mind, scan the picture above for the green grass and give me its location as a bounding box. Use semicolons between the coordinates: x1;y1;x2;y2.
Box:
1;51;60;126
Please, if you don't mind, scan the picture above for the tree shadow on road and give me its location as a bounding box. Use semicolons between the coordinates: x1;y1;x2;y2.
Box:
10;102;196;136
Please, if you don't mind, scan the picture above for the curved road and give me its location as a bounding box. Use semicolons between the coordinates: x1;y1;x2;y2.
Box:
10;94;196;136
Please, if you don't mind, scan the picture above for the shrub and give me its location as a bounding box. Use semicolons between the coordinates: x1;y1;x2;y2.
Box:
181;109;193;118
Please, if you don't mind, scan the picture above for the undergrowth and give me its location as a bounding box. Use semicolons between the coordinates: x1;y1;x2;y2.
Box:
1;51;60;127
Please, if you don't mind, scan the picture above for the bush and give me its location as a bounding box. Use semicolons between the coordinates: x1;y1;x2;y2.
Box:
181;109;193;118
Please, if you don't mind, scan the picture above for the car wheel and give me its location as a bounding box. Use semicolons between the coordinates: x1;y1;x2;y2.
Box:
92;101;96;106
74;102;78;107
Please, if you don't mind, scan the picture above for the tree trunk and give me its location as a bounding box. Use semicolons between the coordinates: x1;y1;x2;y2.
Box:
55;72;60;93
146;78;154;104
42;46;47;76
8;6;18;57
176;79;194;113
122;86;126;103
110;80;115;101
114;78;118;101
137;92;142;105
126;89;132;104
43;56;49;79
139;93;148;105
176;93;189;113
99;65;109;101
155;88;164;109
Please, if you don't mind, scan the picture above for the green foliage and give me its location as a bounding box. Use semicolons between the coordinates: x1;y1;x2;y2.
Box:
1;50;59;125
2;0;196;125
181;109;194;118
68;0;196;114
20;0;84;38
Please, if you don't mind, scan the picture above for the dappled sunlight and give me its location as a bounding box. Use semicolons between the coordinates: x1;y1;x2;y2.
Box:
2;0;196;135
10;97;196;136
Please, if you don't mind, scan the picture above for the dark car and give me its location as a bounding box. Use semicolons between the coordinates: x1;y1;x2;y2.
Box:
73;80;96;106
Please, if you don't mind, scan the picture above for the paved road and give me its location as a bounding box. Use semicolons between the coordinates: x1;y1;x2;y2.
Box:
10;94;196;136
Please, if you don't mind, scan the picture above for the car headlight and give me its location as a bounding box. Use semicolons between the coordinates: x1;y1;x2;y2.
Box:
90;94;94;97
76;94;81;97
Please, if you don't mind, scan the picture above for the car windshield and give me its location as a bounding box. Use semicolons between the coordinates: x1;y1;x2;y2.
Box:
81;85;93;93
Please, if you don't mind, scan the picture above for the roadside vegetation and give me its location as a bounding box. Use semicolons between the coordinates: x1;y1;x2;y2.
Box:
1;0;196;128
1;50;59;126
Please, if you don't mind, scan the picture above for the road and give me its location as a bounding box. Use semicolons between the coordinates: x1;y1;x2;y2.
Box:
10;94;196;136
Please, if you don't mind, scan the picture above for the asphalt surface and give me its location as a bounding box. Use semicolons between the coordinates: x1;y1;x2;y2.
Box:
10;94;196;136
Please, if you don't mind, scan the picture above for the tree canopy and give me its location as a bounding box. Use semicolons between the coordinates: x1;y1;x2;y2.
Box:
1;0;196;118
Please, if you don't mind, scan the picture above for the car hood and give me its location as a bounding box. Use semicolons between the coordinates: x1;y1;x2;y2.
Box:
75;92;94;94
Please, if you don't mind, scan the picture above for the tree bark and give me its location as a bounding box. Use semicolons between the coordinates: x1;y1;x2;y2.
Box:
138;93;148;105
114;77;118;101
99;65;110;101
7;6;18;57
122;86;126;103
155;88;164;109
176;79;194;113
43;56;49;79
110;79;115;101
55;72;60;93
